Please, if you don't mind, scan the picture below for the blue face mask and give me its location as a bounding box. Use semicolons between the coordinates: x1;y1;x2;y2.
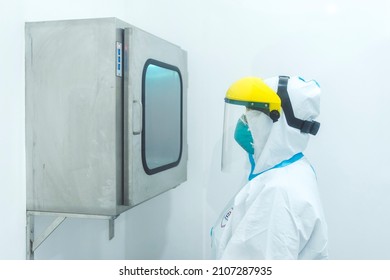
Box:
234;115;254;155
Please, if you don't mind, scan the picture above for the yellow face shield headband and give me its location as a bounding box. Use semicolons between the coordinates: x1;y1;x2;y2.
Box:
225;77;282;122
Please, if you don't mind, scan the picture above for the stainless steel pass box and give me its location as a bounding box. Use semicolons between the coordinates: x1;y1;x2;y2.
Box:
25;18;188;215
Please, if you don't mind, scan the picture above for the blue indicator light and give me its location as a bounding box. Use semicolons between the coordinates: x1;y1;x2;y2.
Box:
118;64;121;71
118;57;121;63
118;49;121;55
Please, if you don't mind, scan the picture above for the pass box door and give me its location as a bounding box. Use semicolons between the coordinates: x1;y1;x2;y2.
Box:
124;27;188;207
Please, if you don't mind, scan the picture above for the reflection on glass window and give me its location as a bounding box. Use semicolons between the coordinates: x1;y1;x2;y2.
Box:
142;60;182;174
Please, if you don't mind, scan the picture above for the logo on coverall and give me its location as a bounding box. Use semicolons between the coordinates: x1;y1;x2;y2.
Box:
221;207;233;228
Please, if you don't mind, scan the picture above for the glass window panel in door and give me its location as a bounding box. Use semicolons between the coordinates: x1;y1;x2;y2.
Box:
142;60;182;174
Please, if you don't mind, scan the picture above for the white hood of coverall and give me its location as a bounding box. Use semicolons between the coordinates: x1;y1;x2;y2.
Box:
247;76;321;174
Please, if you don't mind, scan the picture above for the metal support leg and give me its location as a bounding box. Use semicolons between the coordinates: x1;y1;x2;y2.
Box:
109;217;115;240
33;216;67;252
26;213;34;260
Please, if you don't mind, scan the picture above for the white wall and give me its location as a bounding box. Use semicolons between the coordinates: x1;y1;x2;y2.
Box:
1;0;390;259
0;0;25;260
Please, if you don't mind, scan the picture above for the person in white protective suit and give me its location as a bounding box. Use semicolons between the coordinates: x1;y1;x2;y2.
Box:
211;75;328;259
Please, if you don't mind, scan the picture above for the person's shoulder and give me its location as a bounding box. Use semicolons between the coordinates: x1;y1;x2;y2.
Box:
259;161;318;198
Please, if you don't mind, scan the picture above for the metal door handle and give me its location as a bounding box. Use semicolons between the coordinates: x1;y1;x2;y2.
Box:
132;100;143;135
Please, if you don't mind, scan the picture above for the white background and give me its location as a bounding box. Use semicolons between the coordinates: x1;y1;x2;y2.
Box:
1;0;390;259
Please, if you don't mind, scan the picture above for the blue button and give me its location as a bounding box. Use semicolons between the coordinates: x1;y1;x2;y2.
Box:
118;57;121;63
118;64;121;71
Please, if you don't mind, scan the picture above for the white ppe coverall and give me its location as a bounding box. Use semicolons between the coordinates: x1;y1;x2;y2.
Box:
212;76;328;259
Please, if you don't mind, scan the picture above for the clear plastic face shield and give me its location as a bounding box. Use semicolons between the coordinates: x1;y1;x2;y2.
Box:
221;102;273;173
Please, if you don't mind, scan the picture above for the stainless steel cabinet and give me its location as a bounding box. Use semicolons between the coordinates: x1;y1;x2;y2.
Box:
25;18;188;216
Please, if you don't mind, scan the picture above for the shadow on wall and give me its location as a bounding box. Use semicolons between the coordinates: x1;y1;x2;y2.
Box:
30;193;171;259
124;192;171;259
32;216;126;259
